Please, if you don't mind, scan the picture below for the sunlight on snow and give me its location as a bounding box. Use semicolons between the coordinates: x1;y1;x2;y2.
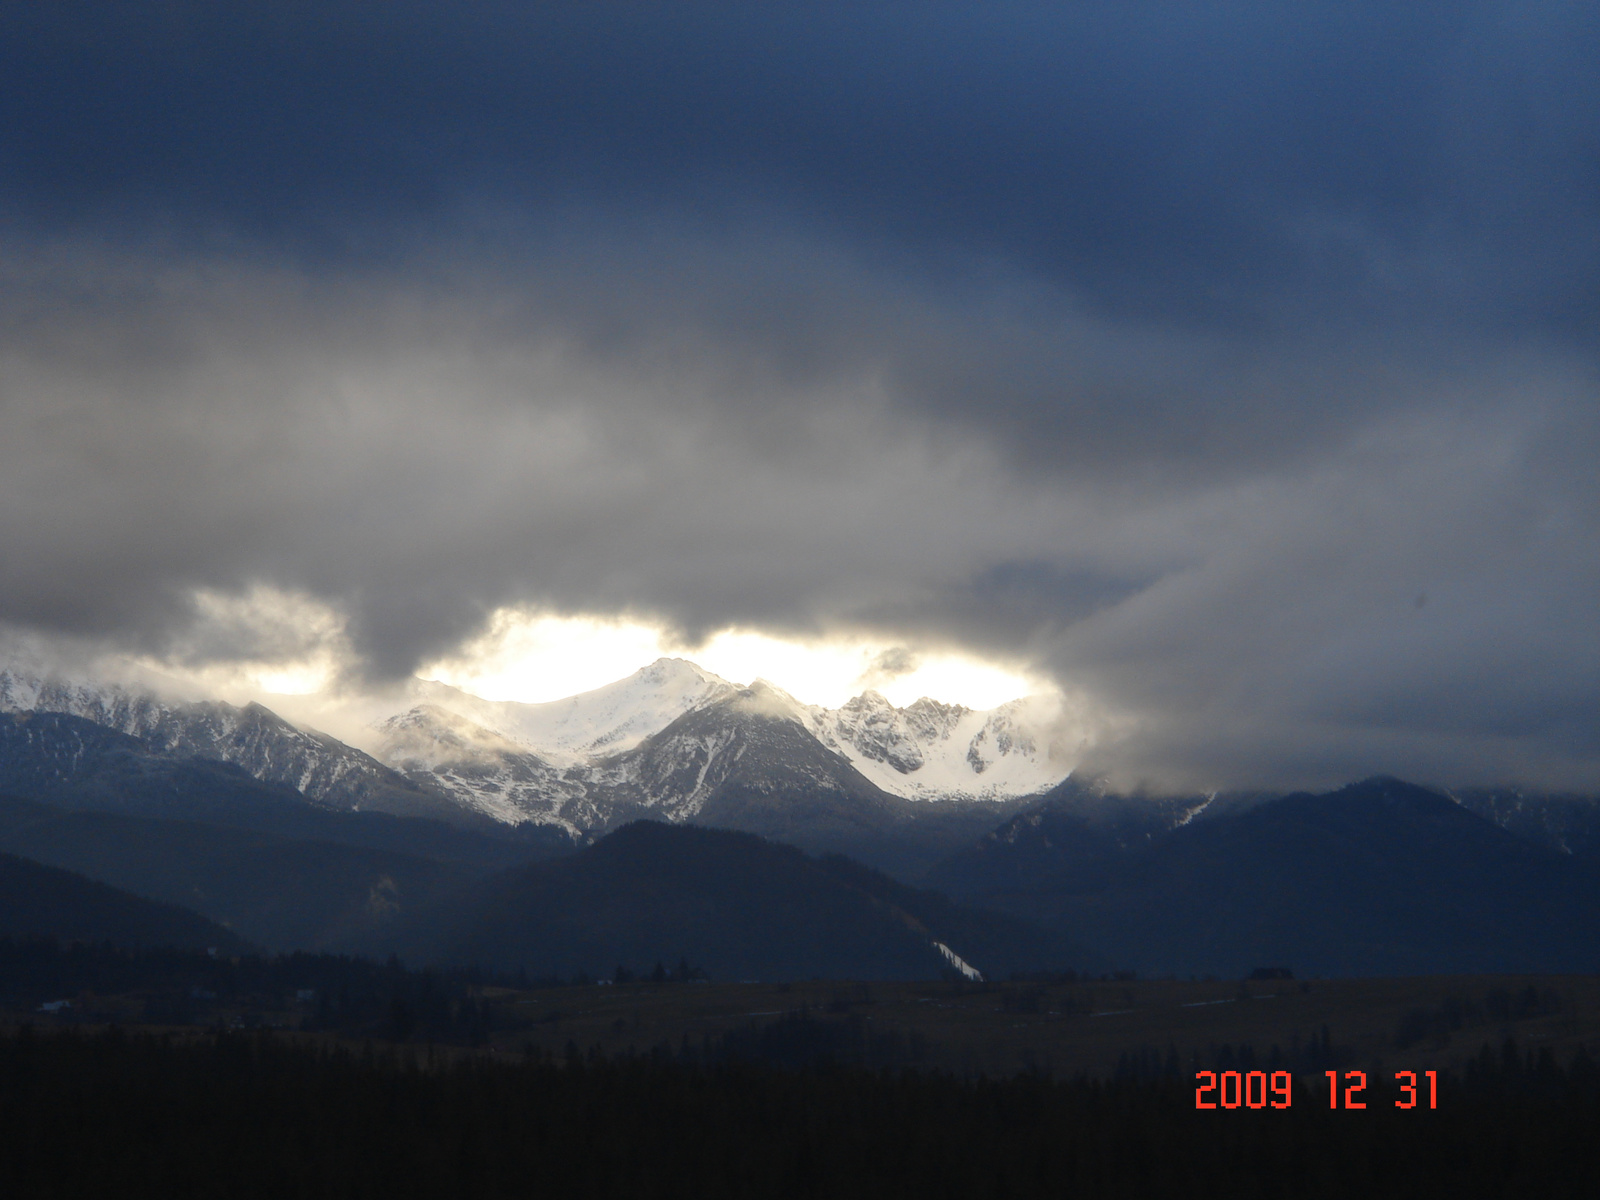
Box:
419;608;1044;709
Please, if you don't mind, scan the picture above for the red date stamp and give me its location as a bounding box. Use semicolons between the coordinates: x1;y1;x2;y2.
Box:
1194;1070;1437;1109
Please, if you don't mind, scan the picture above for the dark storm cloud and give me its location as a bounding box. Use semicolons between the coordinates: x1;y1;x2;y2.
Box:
8;3;1596;329
2;2;1599;787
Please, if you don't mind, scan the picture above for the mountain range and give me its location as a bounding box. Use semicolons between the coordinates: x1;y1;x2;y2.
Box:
932;775;1600;977
0;657;1067;873
4;653;1600;981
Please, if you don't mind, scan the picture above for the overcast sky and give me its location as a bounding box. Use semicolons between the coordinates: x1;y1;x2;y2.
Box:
3;2;1598;790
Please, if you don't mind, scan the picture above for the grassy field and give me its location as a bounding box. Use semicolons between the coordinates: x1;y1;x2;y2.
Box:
7;955;1598;1083
480;972;1600;1080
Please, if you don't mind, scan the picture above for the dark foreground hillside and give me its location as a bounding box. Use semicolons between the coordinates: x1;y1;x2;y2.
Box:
0;851;246;954
0;792;487;954
407;820;1090;981
0;1025;1595;1199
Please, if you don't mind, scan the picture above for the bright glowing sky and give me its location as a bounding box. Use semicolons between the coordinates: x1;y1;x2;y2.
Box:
419;610;1042;710
118;590;1041;714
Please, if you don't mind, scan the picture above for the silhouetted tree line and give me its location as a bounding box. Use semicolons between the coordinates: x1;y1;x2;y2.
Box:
0;939;722;1047
0;937;565;1046
1394;984;1561;1049
696;1009;935;1072
0;1024;1597;1198
610;957;709;984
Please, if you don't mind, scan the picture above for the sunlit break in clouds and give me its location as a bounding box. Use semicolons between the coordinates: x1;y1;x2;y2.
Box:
421;609;1041;710
2;3;1600;790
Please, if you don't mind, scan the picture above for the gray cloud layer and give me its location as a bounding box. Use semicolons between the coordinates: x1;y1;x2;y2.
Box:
2;3;1598;789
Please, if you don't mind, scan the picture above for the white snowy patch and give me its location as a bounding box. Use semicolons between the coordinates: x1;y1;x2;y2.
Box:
933;941;984;982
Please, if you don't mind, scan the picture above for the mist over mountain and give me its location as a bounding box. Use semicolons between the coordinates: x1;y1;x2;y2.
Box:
2;3;1598;806
1;656;1060;875
385;659;1068;809
0;657;1072;970
407;659;741;766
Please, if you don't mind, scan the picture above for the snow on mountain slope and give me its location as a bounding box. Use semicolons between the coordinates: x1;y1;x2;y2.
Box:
609;682;843;817
0;645;1067;840
384;663;1068;817
0;662;450;820
410;658;739;766
374;704;596;832
801;691;1069;801
374;680;904;836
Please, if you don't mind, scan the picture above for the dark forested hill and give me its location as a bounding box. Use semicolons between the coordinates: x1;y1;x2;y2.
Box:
0;710;574;953
932;777;1600;977
408;821;1093;982
0;850;246;952
0;793;487;953
0;709;570;865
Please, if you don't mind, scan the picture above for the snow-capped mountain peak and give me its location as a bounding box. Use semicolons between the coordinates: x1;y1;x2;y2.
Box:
804;691;1067;801
818;690;967;775
0;657;455;821
410;657;739;766
1;644;1070;844
377;703;532;771
733;678;811;722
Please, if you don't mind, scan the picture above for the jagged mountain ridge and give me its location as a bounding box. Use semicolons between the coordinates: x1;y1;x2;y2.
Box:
378;681;1043;876
800;689;1067;801
379;683;913;837
0;656;1062;871
383;659;1069;828
0;665;465;825
402;659;1068;800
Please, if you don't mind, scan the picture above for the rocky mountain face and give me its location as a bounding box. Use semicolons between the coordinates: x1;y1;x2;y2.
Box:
623;683;909;840
374;677;1047;873
375;704;593;831
801;690;1066;801
382;659;1067;827
1451;786;1600;858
